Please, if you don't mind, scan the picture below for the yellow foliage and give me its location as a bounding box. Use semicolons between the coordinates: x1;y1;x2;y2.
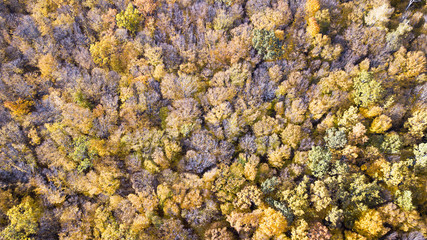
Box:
253;207;288;240
38;54;57;78
268;145;291;168
275;30;285;41
144;160;160;173
98;170;121;196
353;209;385;238
405;108;427;139
306;0;320;17
89;139;110;157
233;185;262;210
251;1;291;31
307;17;320;37
227;210;263;233
366;158;390;180
359;106;382;118
281;124;302;149
162;199;180;217
130;214;151;233
4;98;33;117
311;180;332;212
293;151;308;165
310;34;343;61
344;231;367;240
320;70;352;94
90;35;138;73
244;155;259;181
388;47;427;82
181;189;203;210
370;114;392;133
291;219;309;240
28;127;41;145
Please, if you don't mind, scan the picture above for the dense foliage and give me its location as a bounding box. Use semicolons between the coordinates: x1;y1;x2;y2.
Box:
0;0;426;239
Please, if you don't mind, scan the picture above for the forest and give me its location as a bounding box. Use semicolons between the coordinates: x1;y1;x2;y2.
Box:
0;0;426;239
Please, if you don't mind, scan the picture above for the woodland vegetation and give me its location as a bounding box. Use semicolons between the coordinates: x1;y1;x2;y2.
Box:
0;0;426;239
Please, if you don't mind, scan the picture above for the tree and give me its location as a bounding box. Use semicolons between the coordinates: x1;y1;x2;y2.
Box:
4;98;33;117
353;209;385;238
204;227;235;240
261;176;279;194
233;185;262;210
160;74;200;100
386;22;413;51
250;0;291;31
307;18;320;37
352;71;383;108
281;124;303;150
381;132;402;154
307;222;331;240
134;0;157;15
305;0;321;37
252;29;284;60
253;207;288;240
116;4;142;33
413;143;427;171
404;108;427;140
227;210;262;238
212;163;246;203
70;136;96;173
267;144;291;168
388;48;426;83
0;197;42;240
326;206;344;229
308;146;332;178
395;190;415;212
370;115;392;133
311;180;331;212
306;0;320;17
38;53;58;79
291;219;309;240
324;128;347;149
89;34;138;73
282;176;310;216
165;98;202;138
364;4;394;28
349;174;384;208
